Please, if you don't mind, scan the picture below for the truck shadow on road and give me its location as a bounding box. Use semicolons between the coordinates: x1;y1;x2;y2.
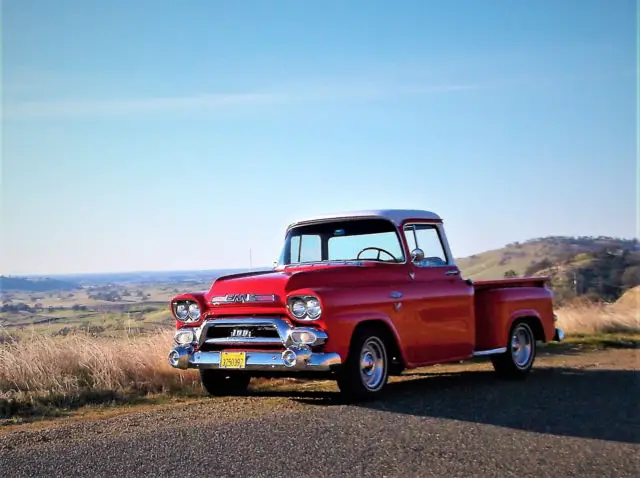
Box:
258;367;640;444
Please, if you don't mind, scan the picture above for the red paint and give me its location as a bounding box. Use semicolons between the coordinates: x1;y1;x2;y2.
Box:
169;215;556;369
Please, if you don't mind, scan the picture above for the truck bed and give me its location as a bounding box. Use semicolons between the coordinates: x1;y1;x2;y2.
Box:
472;276;555;351
472;276;551;291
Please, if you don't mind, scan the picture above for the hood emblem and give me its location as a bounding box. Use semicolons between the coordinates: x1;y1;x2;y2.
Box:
211;293;278;305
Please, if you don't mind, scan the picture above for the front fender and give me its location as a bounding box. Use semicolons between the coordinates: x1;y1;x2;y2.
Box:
323;310;406;365
170;291;208;328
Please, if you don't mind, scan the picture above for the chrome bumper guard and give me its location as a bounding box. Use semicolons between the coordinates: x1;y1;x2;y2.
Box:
168;317;342;372
168;344;341;372
553;328;565;341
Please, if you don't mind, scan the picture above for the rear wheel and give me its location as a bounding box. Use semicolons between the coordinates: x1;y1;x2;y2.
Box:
199;369;251;396
491;321;536;379
336;325;390;402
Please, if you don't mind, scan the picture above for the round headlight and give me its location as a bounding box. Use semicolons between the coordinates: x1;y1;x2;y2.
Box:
305;298;321;319
188;302;201;320
288;295;322;320
290;299;307;318
175;302;189;321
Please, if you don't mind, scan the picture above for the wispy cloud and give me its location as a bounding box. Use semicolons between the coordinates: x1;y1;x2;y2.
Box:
3;81;481;120
3;92;285;120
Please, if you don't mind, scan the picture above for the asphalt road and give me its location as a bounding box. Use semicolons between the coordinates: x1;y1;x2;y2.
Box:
1;348;638;477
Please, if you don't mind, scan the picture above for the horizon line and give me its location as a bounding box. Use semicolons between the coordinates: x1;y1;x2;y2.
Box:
2;233;637;278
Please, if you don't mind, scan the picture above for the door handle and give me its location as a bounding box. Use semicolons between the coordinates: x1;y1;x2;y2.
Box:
445;270;460;276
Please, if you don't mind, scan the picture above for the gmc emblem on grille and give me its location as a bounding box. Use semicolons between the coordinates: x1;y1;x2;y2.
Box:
211;293;278;305
227;294;252;303
230;329;252;338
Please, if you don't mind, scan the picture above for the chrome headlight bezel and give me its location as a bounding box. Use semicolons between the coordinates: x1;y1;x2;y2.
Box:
173;300;203;323
287;295;322;321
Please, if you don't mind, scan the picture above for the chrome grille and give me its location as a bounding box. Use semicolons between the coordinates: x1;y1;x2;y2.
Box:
199;317;290;351
206;326;280;341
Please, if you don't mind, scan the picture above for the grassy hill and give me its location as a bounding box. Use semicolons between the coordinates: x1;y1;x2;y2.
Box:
457;235;640;305
457;236;638;280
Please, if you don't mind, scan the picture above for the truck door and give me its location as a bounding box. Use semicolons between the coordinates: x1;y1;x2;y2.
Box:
401;222;475;364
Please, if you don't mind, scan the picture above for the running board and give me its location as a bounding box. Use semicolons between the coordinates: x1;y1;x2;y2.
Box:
473;347;507;357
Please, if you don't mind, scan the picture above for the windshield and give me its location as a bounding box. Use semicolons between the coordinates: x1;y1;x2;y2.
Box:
277;218;406;266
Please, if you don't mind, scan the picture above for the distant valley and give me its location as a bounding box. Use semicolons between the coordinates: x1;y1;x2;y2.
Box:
1;235;638;338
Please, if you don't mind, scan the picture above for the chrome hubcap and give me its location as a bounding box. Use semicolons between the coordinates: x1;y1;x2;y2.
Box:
359;337;386;391
511;325;533;368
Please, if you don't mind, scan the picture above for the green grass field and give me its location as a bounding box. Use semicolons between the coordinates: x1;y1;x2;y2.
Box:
0;280;213;340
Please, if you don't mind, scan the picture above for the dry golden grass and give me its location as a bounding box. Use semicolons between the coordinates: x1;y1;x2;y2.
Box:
613;286;640;311
0;329;201;418
1;295;638;420
555;298;639;335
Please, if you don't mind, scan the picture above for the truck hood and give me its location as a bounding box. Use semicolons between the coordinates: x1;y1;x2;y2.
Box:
203;263;376;312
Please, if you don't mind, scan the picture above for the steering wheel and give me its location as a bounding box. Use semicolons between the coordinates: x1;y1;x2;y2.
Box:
356;247;398;262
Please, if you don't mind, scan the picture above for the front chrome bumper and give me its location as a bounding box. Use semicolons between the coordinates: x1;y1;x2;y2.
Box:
168;344;342;372
169;316;342;373
553;328;565;341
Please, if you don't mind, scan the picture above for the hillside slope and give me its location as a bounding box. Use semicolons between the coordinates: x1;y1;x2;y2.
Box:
457;236;640;305
457;236;638;280
0;276;80;293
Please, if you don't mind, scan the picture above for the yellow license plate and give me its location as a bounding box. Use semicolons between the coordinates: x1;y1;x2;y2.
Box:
219;352;247;369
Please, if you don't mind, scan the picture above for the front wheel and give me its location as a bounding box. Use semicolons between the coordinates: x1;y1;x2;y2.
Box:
491;321;537;379
199;369;251;396
336;326;390;402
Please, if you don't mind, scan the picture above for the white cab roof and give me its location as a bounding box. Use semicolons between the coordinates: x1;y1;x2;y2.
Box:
287;209;442;229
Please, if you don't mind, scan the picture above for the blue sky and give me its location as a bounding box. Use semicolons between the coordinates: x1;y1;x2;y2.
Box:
2;0;637;275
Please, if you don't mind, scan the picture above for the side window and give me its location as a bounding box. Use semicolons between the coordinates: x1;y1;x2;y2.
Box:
289;234;321;263
404;229;417;251
403;224;448;267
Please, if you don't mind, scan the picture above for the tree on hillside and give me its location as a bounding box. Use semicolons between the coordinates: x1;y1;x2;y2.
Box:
504;269;518;278
550;248;640;304
621;266;640;290
524;258;553;276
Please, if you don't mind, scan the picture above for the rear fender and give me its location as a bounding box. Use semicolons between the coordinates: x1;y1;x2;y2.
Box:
508;309;545;343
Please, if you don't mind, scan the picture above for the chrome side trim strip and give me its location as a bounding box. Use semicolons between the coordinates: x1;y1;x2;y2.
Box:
472;347;507;357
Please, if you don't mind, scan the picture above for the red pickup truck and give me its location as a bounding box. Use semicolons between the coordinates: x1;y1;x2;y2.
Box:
168;209;563;401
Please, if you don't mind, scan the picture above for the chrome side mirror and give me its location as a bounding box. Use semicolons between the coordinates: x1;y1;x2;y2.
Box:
410;248;425;264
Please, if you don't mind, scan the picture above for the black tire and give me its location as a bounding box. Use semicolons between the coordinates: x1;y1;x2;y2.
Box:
491;320;537;379
199;369;251;396
336;325;390;402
